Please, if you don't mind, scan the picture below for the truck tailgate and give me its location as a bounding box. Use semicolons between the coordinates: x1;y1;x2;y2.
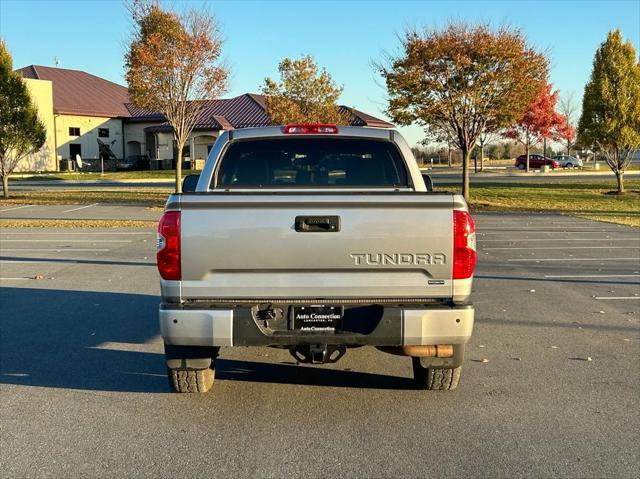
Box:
177;193;455;300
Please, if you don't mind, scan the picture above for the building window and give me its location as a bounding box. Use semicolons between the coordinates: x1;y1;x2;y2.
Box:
69;127;80;136
98;128;109;138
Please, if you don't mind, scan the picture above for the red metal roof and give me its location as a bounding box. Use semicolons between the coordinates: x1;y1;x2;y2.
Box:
15;65;394;129
17;65;131;118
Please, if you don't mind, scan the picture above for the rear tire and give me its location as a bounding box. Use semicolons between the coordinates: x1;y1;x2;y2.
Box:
412;358;461;390
168;366;215;393
517;163;525;170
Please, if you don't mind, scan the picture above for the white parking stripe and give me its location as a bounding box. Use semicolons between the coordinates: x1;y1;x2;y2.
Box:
479;238;636;242
0;232;152;235
0;277;31;281
1;239;132;243
508;257;640;262
482;227;621;230
61;203;99;213
595;296;640;300
479;231;627;235
0;248;110;252
0;260;79;264
484;246;640;250
544;274;640;278
0;205;34;213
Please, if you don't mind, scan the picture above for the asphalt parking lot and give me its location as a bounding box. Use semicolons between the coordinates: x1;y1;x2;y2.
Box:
1;213;638;478
0;203;160;221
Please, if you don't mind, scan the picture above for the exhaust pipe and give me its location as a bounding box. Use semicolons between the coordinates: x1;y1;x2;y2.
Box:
377;345;454;358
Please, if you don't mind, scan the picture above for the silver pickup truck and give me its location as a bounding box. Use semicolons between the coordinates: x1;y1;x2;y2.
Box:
157;124;476;393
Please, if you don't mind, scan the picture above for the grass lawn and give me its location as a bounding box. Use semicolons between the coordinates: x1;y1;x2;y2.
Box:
443;179;640;227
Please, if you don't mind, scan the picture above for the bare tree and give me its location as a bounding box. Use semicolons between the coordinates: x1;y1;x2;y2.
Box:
476;126;501;171
558;91;579;154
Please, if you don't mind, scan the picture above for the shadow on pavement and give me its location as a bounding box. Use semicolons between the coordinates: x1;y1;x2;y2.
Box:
0;287;411;393
216;359;412;390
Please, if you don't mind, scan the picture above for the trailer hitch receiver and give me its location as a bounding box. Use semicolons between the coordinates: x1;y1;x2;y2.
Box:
289;344;346;364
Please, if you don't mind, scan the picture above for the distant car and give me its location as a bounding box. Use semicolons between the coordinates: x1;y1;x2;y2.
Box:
514;154;560;170
116;155;150;171
553;155;583;169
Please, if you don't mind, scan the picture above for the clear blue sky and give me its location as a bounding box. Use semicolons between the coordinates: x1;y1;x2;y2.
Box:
1;0;639;145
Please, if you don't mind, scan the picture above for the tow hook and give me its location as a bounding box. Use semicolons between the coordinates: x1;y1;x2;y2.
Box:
289;344;346;364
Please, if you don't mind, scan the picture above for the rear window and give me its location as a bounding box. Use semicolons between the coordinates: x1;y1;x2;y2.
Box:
213;138;409;188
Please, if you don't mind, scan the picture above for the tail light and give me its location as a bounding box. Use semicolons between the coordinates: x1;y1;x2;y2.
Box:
453;210;476;279
283;124;338;134
157;211;181;280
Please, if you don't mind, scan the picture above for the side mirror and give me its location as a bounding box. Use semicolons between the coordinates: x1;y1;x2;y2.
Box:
182;174;200;193
421;173;433;192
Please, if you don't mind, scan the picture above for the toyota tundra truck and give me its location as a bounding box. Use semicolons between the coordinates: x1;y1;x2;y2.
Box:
157;124;476;393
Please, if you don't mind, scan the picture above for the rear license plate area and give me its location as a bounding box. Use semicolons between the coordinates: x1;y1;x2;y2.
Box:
291;305;343;331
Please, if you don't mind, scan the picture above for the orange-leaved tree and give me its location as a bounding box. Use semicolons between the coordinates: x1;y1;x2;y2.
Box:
503;83;566;172
125;0;227;193
378;22;548;201
261;55;349;125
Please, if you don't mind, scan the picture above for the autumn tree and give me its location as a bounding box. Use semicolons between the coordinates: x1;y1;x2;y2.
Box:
0;40;46;199
504;83;566;171
261;55;349;125
578;29;640;193
125;0;227;193
379;22;548;200
558;91;579;154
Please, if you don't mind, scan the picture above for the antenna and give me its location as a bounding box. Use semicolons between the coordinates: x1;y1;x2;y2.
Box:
54;57;60;67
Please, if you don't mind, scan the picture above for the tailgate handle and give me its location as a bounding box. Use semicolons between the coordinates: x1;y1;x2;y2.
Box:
295;216;340;232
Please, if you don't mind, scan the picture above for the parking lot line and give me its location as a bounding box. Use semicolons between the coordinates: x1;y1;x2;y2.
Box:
0;260;79;264
507;257;640;262
0;277;31;281
0;239;133;243
479;230;625;234
61;203;99;213
544;274;640;278
595;296;640;300
484;246;640;250
481;227;622;230
0;248;110;252
0;232;152;235
479;238;637;242
0;205;34;213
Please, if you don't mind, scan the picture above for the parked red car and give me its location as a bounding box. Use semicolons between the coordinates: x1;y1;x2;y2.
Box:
515;154;560;170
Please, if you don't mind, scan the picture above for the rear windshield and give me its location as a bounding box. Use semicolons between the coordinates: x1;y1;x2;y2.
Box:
213;138;409;188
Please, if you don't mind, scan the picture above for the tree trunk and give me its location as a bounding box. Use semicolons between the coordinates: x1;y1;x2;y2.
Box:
447;147;452;167
616;170;625;194
175;141;183;194
480;144;485;172
2;174;8;199
461;146;471;202
525;143;530;173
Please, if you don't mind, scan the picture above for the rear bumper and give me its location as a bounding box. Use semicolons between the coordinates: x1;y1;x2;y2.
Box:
159;303;474;348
